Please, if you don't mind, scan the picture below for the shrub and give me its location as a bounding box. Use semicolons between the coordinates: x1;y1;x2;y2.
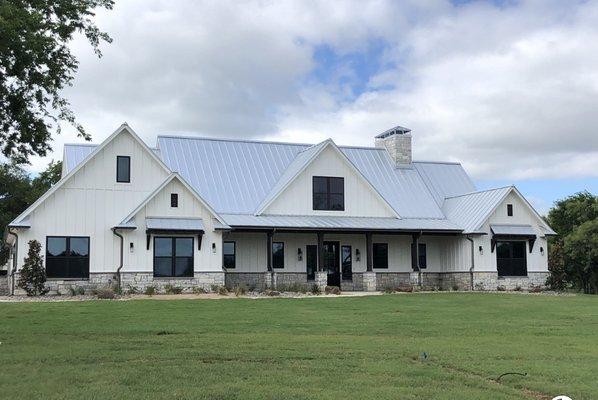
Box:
276;283;308;293
68;285;85;296
496;285;506;291
514;285;522;291
452;284;460;291
217;286;228;296
127;285;140;294
310;284;321;295
94;287;116;299
395;286;413;293
192;286;207;294
529;285;543;293
144;286;156;296
211;284;219;292
17;240;48;296
264;289;280;296
234;283;248;297
325;286;341;295
474;282;485;291
164;284;183;294
383;286;394;294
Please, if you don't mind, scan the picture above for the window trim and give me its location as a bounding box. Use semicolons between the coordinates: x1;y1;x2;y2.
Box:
45;236;90;279
153;236;194;278
341;244;352;281
272;241;285;269
507;203;513;217
116;155;131;183
372;242;389;269
223;241;236;269
171;193;178;208
312;176;345;211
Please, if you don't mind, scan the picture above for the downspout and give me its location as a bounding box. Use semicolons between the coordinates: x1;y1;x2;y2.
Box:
111;228;124;292
6;228;18;296
466;236;475;291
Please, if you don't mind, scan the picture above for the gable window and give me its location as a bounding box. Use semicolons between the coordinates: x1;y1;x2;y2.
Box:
153;237;193;277
223;241;236;269
46;236;89;279
496;241;527;277
116;156;130;183
341;245;352;281
171;193;178;208
507;204;513;216
272;242;284;269
373;243;388;269
313;176;344;211
418;243;427;269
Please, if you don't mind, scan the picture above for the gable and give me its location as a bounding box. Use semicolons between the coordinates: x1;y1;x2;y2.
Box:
262;145;398;218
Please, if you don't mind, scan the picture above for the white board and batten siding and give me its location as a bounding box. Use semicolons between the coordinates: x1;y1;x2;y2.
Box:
263;146;396;218
14;130;170;273
124;179;223;272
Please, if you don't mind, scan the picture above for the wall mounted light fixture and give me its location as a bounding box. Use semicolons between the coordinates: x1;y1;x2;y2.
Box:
355;248;361;262
478;245;483;255
540;246;544;256
297;248;303;261
129;242;134;253
212;243;216;253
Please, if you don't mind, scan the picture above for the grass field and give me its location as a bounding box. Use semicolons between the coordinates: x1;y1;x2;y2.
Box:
0;293;596;399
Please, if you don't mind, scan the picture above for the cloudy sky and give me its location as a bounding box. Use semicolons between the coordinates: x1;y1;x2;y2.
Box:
32;0;598;213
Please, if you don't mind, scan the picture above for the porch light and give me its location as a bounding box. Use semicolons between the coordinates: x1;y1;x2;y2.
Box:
540;246;544;256
478;245;483;255
355;248;361;262
129;242;134;253
212;243;216;253
297;248;303;261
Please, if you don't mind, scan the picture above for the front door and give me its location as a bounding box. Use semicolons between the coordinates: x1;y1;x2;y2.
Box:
323;241;340;287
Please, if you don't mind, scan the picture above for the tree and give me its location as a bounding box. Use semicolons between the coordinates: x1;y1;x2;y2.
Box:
0;0;114;163
564;220;598;294
546;191;598;292
0;160;62;265
17;239;48;296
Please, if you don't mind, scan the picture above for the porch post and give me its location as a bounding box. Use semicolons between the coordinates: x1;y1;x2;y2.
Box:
265;231;274;288
315;232;327;290
363;231;376;292
410;233;422;287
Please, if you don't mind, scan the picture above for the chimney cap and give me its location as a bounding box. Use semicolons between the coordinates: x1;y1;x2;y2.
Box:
375;125;411;139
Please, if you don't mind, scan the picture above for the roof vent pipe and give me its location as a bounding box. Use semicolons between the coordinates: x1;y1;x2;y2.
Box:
374;125;412;166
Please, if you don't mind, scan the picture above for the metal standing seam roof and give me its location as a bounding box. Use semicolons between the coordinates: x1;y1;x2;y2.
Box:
146;217;205;231
413;161;476;206
442;186;513;233
220;214;461;231
490;224;536;236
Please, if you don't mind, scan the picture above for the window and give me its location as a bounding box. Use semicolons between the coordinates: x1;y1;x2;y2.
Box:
418;243;427;269
223;241;235;269
116;156;130;183
373;243;388;269
171;193;178;208
272;242;284;269
313;176;344;211
496;241;527;277
306;245;317;280
153;237;193;277
341;245;352;280
46;236;89;279
507;204;513;216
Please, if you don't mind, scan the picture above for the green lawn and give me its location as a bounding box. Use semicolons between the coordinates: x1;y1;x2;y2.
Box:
0;293;596;399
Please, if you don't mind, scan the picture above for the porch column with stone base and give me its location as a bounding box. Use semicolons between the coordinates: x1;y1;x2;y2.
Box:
362;272;377;292
315;271;328;290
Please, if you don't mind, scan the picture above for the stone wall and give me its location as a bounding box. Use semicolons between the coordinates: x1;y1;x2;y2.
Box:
13;272;116;295
376;272;411;290
225;272;271;290
0;276;8;295
121;272;225;293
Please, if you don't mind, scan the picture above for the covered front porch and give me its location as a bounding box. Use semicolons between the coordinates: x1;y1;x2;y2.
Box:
222;228;465;291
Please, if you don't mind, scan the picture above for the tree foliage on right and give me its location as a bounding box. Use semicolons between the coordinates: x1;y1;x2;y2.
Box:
546;191;598;294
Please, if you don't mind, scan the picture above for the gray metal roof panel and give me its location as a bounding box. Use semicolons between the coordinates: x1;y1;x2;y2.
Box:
413;161;477;206
490;224;536;236
442;187;512;233
221;214;461;231
146;217;204;231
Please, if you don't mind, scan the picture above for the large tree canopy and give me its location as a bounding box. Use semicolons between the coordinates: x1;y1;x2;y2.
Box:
0;0;113;163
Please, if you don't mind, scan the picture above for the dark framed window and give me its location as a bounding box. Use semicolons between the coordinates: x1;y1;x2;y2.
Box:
418;243;427;269
313;176;344;211
373;243;388;269
306;245;317;280
507;204;513;216
272;242;284;269
153;237;193;277
223;241;236;269
496;241;527;277
46;236;90;279
116;156;130;183
341;245;352;280
171;193;178;208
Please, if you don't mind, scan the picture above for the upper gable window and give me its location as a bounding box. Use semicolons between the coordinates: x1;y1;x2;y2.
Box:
507;204;513;216
313;176;344;211
116;156;130;183
171;193;178;208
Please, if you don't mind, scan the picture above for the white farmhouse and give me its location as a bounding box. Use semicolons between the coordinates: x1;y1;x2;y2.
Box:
1;123;555;295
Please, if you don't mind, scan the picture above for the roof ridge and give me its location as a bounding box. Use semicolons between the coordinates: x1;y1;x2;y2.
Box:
444;185;514;200
413;160;462;165
157;134;311;147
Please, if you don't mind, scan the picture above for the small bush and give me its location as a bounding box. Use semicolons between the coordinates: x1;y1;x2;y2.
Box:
17;240;48;296
94;287;116;299
144;286;156;296
383;286;394;294
395;286;413;293
496;285;506;291
452;284;460;291
264;289;280;296
325;286;341;295
127;285;140;294
211;284;219;292
474;282;485;291
164;284;183;294
217;286;228;296
529;285;543;293
68;286;85;296
234;283;248;297
310;284;321;295
192;286;207;294
276;283;308;293
514;285;522;291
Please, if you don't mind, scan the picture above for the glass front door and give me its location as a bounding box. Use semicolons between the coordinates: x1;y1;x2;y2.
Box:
324;241;340;287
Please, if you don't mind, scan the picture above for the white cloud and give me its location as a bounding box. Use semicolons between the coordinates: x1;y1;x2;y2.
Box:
29;0;598;182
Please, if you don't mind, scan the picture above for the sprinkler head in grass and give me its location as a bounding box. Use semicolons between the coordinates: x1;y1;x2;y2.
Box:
420;352;428;361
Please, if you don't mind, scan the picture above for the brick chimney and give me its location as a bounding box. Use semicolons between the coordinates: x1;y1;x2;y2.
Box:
374;125;412;166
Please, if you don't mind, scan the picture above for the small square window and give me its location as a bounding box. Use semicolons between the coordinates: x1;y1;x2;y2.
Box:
171;193;178;208
507;204;513;216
